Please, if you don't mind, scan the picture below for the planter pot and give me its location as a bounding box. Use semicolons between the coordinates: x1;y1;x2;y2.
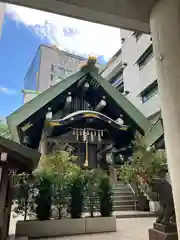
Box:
85;216;116;233
149;201;160;213
16;218;86;238
136;195;150;211
16;216;116;238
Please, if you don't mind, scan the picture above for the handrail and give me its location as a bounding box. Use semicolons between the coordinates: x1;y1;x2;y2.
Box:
126;182;137;211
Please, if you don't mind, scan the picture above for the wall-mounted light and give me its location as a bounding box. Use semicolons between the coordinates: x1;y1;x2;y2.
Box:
95;99;107;111
84;82;90;89
46;107;52;120
116;117;124;125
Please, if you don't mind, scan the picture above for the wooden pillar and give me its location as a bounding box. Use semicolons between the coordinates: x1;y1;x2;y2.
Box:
3;173;13;239
0;164;9;240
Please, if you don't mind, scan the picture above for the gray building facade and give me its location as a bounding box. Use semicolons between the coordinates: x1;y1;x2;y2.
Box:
101;29;161;123
23;45;85;103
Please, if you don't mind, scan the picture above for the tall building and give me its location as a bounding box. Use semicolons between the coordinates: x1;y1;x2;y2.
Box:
0;2;5;39
23;44;85;103
101;29;161;124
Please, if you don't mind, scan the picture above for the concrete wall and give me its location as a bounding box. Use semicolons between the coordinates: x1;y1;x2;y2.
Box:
23;92;39;104
102;30;161;119
2;0;157;33
0;2;5;39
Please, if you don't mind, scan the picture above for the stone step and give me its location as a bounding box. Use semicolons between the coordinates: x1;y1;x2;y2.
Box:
112;188;131;192
114;211;157;219
112;191;133;196
112;187;132;192
112;195;134;201
113;205;135;211
113;184;131;188
113;200;137;206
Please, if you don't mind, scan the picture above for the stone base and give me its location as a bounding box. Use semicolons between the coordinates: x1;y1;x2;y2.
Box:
149;223;178;240
153;223;177;233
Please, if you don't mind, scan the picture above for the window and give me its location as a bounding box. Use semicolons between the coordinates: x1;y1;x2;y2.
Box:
51;64;54;72
137;45;153;70
50;74;54;81
141;80;158;103
112;78;123;88
24;48;41;90
57;66;66;79
65;69;73;76
117;82;124;93
110;72;123;85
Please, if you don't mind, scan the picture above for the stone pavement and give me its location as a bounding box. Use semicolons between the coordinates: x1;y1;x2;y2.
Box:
10;218;155;240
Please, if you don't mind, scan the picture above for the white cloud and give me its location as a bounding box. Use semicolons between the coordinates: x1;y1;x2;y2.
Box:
0;87;16;95
6;4;121;60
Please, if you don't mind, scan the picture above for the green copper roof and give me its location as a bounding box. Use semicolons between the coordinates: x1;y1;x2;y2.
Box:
7;71;86;142
90;72;151;133
0;136;41;172
7;67;162;148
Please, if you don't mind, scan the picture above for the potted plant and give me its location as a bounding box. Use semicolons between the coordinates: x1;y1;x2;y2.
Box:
98;173;113;217
35;176;52;221
85;171;116;234
15;150;116;239
69;168;85;219
84;169;100;217
12;173;36;220
119;135;166;211
35;150;78;219
137;178;160;213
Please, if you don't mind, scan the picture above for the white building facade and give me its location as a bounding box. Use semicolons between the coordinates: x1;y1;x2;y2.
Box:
101;29;161;123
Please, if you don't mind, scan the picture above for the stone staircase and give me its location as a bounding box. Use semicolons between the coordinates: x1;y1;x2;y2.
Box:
112;182;136;211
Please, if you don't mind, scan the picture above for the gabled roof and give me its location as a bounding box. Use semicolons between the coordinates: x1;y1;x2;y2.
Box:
0;136;41;173
7;68;152;149
7;71;86;143
90;72;151;132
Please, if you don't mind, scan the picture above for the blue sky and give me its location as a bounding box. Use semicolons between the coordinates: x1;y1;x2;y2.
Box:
0;4;120;118
0;14;49;118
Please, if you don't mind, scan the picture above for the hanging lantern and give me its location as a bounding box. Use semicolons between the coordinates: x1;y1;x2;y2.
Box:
75;129;79;141
90;130;94;142
100;130;104;137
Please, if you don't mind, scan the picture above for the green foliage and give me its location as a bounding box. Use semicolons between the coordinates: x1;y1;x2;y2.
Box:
13;149;115;221
13;173;35;220
0;120;11;139
98;173;113;217
35;150;79;219
119;135;167;199
70;169;85;219
84;169;100;217
36;176;52;221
